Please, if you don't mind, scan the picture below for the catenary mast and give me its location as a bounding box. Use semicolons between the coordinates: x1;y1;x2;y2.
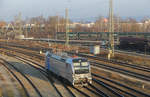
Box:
108;0;115;60
65;8;69;46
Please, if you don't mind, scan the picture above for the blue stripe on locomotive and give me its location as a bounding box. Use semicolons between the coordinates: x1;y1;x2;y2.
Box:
45;51;51;70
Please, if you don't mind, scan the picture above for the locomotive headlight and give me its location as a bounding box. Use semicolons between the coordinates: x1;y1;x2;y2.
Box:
89;79;92;84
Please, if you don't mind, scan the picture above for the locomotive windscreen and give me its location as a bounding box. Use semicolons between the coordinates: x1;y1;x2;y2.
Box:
73;58;89;67
73;58;90;74
73;62;89;66
73;58;87;63
81;62;89;66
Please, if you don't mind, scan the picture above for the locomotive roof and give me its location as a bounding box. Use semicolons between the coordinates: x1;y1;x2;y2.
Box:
66;57;87;64
47;51;87;63
47;51;83;59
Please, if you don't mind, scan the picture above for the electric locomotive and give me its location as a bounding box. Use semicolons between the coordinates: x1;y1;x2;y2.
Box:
45;51;92;86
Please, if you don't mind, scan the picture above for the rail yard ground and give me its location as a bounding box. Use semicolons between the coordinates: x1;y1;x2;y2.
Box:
0;39;150;97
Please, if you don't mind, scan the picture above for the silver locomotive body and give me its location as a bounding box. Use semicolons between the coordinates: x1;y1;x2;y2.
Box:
45;52;92;86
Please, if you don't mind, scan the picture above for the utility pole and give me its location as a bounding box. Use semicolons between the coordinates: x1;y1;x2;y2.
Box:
108;0;115;60
65;8;69;46
117;15;120;45
55;14;59;40
117;16;120;33
26;25;28;38
18;12;22;35
55;17;57;40
14;12;23;37
56;15;59;40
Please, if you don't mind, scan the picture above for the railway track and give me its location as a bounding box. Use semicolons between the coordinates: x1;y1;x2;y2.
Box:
92;73;150;97
16;54;124;97
67;52;150;82
92;78;136;97
0;43;150;96
18;47;150;97
2;51;77;97
0;49;103;97
83;85;108;97
77;52;150;73
91;61;150;82
92;79;124;97
0;58;43;97
17;45;150;81
1;45;129;97
0;61;30;97
13;52;105;97
3;44;150;74
1;42;150;73
0;46;125;97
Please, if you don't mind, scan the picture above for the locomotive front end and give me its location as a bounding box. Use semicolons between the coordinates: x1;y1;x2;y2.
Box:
72;58;92;86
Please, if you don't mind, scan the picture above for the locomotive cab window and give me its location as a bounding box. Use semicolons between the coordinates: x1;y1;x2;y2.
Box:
73;58;90;74
73;58;89;66
73;63;80;66
81;62;89;66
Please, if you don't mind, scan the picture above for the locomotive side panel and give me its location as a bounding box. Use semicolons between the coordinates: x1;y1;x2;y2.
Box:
49;57;73;84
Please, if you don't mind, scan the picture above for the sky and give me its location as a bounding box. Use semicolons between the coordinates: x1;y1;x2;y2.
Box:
0;0;150;21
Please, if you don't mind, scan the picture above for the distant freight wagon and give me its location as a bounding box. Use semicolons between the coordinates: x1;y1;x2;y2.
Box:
119;37;150;52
